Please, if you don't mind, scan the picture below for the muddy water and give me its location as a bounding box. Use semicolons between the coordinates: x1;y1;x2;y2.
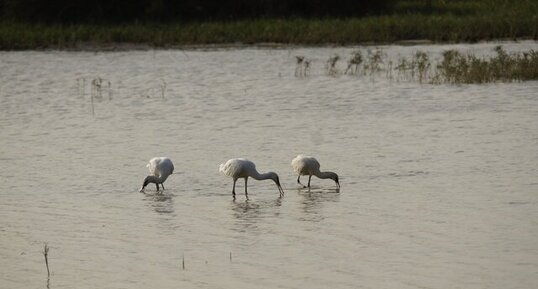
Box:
1;42;537;289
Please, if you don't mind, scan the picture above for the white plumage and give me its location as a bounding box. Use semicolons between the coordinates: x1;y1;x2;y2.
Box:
140;157;174;192
291;155;340;188
219;158;284;199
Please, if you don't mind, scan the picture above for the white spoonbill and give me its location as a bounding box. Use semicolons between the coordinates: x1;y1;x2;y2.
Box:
291;155;340;188
219;158;284;198
140;157;174;193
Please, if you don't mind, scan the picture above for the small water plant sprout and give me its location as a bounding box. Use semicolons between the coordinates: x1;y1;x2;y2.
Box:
326;54;340;76
295;56;310;77
345;50;363;75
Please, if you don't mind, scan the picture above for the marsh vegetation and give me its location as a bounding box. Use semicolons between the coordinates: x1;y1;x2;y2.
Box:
1;0;537;49
302;46;538;84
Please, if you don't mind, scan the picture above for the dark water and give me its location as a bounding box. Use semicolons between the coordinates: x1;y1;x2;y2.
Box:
1;42;537;289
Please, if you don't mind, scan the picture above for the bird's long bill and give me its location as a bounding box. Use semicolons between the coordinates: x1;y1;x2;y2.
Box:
140;177;149;193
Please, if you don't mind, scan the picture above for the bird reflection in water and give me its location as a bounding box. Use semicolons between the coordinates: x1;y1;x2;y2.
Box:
142;192;175;215
230;198;282;234
297;187;340;222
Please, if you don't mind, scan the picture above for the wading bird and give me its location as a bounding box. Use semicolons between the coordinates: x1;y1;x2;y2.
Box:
140;157;174;193
291;155;340;188
219;158;284;199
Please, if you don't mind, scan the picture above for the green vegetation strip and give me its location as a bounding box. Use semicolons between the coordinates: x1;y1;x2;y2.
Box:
1;0;537;49
1;14;537;50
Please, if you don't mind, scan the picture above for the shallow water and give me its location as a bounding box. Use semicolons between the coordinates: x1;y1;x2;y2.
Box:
1;41;538;289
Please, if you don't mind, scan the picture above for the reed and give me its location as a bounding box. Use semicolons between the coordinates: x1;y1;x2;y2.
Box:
79;76;112;116
395;51;431;83
414;51;431;83
345;51;363;75
42;243;50;277
363;49;384;76
326;54;341;76
295;56;308;77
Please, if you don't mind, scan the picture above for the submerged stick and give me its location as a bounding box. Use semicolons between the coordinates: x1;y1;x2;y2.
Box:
90;92;95;117
42;243;50;277
160;79;167;99
182;254;185;270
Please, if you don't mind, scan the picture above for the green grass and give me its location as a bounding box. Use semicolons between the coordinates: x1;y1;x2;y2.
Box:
1;0;537;49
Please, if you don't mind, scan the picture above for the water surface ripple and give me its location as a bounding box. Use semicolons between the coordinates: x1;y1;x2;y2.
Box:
1;42;537;289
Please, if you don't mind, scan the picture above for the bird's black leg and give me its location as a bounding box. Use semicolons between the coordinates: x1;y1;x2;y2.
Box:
297;175;306;188
244;178;248;198
155;183;160;192
232;179;237;198
161;183;165;190
307;175;312;188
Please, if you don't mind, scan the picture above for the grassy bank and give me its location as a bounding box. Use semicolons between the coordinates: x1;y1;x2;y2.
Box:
1;0;537;49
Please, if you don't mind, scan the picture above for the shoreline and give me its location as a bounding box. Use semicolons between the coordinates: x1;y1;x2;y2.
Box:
4;38;538;52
